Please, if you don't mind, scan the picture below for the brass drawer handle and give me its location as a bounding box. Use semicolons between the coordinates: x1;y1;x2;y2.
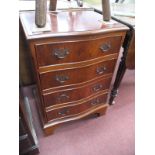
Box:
55;75;69;84
96;66;107;75
53;48;69;59
91;98;101;106
92;84;103;92
58;93;70;102
100;43;111;52
58;108;69;116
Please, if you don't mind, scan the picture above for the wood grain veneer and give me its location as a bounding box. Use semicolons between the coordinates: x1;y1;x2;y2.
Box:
19;9;128;135
43;76;111;107
35;36;122;66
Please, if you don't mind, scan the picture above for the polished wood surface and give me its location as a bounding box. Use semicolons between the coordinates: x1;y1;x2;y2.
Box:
42;73;112;93
44;105;108;135
33;87;108;135
39;59;116;89
43;76;111;107
46;92;108;121
20;9;128;135
19;10;128;40
35;35;122;66
38;53;118;74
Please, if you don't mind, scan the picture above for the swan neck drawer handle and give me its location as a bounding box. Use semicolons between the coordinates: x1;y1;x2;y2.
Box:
100;43;111;52
96;66;107;75
91;98;101;106
58;108;69;116
53;48;69;59
55;75;69;84
58;94;70;102
92;84;103;92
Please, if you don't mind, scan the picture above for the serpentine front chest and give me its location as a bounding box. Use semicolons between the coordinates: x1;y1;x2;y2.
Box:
20;9;128;135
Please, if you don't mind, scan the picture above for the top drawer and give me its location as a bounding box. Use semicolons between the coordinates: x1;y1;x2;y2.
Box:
35;36;122;67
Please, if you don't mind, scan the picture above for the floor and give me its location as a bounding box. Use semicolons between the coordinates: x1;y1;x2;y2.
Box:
23;69;135;155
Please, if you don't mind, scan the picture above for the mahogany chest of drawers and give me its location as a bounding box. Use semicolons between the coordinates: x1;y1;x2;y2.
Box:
20;9;128;135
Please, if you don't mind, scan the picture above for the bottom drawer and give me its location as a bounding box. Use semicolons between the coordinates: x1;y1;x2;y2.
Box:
46;93;108;121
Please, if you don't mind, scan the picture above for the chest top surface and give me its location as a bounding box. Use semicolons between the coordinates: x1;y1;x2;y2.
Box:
20;9;128;40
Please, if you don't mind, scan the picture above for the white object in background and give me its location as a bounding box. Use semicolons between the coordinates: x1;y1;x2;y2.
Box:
111;3;135;17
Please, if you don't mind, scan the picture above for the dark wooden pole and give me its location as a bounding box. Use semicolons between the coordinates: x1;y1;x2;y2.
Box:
49;0;57;11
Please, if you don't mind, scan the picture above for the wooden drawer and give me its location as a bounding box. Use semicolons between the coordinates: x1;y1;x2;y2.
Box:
35;36;122;67
43;76;112;107
46;93;108;121
40;59;116;90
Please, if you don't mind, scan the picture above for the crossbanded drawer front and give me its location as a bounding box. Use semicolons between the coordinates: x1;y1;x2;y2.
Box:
40;59;116;90
35;36;122;67
43;76;112;107
46;93;108;121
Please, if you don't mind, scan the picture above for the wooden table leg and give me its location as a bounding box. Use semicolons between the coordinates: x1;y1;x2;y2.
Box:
109;29;134;105
109;57;126;105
